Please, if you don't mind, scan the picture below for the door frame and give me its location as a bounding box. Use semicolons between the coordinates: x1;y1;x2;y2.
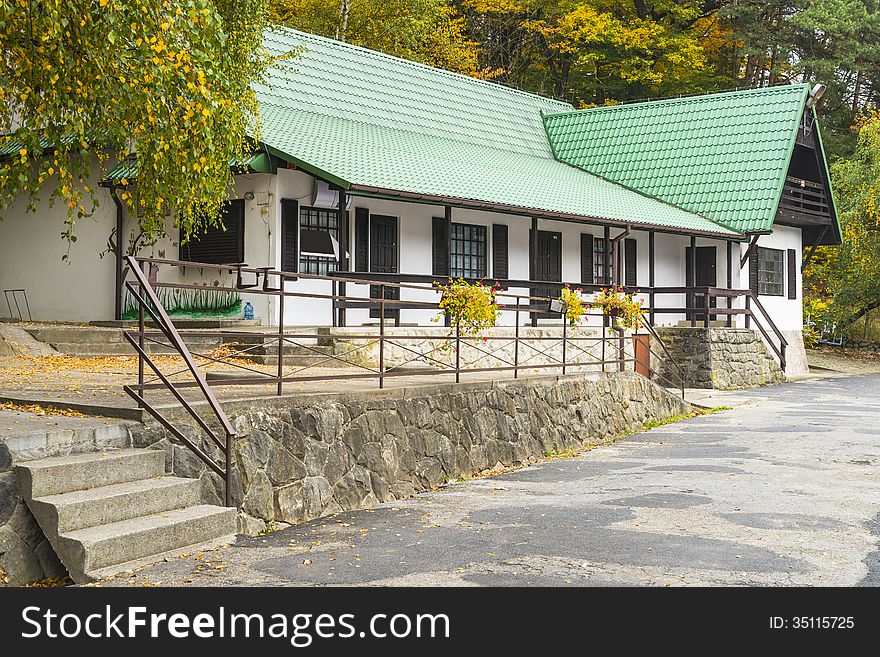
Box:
368;214;400;322
530;229;562;321
685;245;717;322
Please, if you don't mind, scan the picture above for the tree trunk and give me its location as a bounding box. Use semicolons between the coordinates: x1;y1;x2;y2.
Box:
336;0;350;42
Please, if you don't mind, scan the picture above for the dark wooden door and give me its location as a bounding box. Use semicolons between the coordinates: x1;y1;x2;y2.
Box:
686;246;717;322
530;230;562;319
369;215;399;320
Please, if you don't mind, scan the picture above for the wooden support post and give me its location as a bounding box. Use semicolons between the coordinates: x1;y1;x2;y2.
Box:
802;226;829;270
649;231;655;325
379;285;385;389
689;235;696;328
530;217;538;327
514;297;520;379
726;240;733;327
337;187;348;327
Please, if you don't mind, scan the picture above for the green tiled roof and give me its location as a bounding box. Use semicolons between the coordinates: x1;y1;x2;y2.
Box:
102;151;272;184
543;85;812;233
256;28;738;237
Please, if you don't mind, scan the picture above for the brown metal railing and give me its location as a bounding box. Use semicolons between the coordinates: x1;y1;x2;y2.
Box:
122;256;236;506
120;257;791;506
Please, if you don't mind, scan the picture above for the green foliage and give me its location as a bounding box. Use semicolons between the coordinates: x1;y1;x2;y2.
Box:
122;285;242;319
0;0;286;251
558;284;586;327
592;286;644;330
433;278;500;337
270;0;486;76
807;115;880;328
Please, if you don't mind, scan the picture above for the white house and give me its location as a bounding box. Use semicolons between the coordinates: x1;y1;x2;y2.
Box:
0;27;839;376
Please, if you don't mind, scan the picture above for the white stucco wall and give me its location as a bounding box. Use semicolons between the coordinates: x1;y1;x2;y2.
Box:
0;164;805;340
0;165;117;321
739;225;804;331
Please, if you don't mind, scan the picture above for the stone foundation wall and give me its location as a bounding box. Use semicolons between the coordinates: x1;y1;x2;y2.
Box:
653;327;784;389
139;372;692;534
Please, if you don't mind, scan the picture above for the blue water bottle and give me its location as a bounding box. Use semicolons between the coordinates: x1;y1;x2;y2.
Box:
243;301;254;320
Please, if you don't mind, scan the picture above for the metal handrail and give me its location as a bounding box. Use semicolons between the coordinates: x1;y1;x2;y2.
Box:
122;255;237;506
123;257;796;507
747;292;788;371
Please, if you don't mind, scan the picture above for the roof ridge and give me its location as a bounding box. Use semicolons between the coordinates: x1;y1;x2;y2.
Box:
266;25;574;109
543;83;811;120
258;100;559;158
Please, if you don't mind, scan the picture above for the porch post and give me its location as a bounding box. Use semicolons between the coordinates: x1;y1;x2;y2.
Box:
530;216;538;327
337;187;348;327
726;240;733;327
689;235;696;327
445;205;452;272
649;231;655;325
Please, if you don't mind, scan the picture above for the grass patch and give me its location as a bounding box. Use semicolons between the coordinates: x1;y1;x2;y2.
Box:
447;405;734;483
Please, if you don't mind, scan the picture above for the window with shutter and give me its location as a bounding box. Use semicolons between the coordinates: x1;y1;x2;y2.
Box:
624;238;637;287
299;206;341;275
179;199;245;264
749;248;759;294
432;216;450;276
580;234;594;285
492;224;508;280
756;247;784;296
787;248;797;299
450;223;487;278
280;198;299;274
593;238;608;284
355;207;369;272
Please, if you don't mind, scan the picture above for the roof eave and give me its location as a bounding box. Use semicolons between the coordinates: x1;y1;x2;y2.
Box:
808;105;843;245
347;184;744;240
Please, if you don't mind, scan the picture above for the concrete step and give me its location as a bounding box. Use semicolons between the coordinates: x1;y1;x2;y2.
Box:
14;449;165;498
49;340;224;356
26;327;126;344
29;476;202;534
15;448;238;583
3;419;134;462
59;505;237;579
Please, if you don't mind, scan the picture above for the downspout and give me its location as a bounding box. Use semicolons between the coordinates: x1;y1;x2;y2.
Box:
610;226;632;287
109;185;125;321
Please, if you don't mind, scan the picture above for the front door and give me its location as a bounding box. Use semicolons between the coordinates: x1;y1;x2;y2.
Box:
685;246;717;322
530;230;562;320
369;215;399;320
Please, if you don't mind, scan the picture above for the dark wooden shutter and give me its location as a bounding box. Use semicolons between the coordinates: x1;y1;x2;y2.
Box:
749;248;759;294
787;248;797;299
281;198;298;274
492;224;508;280
580;234;594;285
355;207;369;272
180;199;244;264
624;238;637;287
432;216;449;276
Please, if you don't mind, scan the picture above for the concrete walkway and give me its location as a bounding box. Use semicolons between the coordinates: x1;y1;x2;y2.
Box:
97;374;879;586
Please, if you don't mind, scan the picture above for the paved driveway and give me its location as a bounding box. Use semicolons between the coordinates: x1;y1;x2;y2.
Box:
101;375;880;587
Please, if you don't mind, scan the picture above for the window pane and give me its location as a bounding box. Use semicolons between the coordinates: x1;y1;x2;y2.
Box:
299;207;340;276
450;223;487;278
757;247;784;296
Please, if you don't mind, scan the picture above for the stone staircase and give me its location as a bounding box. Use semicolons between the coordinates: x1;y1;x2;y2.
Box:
14;448;236;582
